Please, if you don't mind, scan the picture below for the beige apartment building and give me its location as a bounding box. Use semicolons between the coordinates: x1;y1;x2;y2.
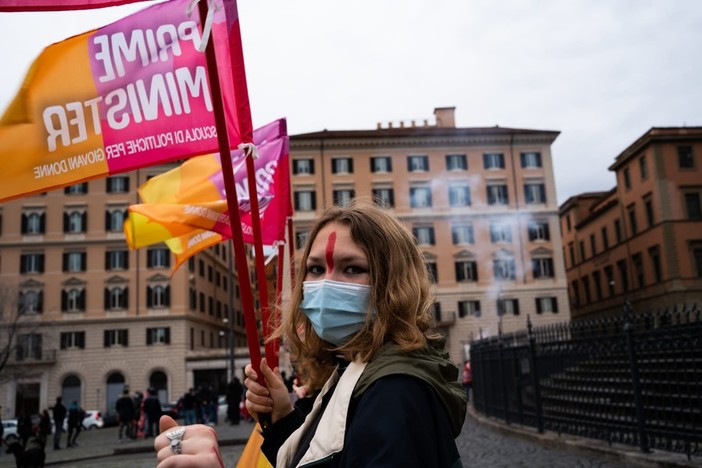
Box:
0;162;253;419
289;107;570;366
559;127;702;320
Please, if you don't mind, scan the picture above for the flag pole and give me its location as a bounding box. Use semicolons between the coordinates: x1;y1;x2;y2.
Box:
196;1;264;392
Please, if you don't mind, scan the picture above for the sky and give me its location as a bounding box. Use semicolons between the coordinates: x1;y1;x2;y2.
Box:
0;0;700;205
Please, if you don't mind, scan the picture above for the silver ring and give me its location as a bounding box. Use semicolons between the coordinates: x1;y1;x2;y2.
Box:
166;427;185;455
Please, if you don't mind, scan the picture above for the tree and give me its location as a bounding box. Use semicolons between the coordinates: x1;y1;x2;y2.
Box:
0;282;43;385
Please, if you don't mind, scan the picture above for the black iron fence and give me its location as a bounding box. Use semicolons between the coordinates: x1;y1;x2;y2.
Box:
470;303;702;460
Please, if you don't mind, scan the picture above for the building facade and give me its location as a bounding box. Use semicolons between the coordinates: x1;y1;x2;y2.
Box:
289;107;570;365
0;162;253;420
559;127;702;320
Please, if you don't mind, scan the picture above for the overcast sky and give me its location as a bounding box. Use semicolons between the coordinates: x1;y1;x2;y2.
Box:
1;0;700;204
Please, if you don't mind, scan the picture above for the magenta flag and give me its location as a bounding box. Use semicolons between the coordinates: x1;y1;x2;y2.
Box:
0;0;151;11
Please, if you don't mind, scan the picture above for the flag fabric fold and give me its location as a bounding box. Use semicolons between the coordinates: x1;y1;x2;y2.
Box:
0;0;251;202
0;0;150;11
124;118;291;271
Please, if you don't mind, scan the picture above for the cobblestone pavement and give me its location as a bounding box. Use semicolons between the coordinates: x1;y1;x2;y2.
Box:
1;410;696;467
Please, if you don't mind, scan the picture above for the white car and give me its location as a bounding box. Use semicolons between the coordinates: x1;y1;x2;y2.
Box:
2;419;19;442
62;410;104;431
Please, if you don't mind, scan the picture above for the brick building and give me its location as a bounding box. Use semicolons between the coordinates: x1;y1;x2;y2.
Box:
289;107;570;365
559;127;702;319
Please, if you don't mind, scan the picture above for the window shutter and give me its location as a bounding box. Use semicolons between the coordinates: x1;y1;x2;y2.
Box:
552;298;559;313
78;332;85;349
331;160;337;174
536;298;542;314
165;328;171;344
165;286;171;307
514;300;520;315
475;301;481;317
105;252;110;270
20;255;26;274
63;213;69;232
79;290;86;310
146;287;153;308
21;213;28;234
104;330;110;347
474;262;479;282
164;252;171;268
82;212;87;231
61;290;67;312
38;254;45;273
61;333;68;350
38;291;44;313
311;192;317;210
146;329;153;345
63;253;69;271
520;153;526;167
124;252;129;270
309;160;315;174
105;211;110;231
81;252;87;271
348;159;354;173
429;228;435;245
454;263;462;282
123;330;129;347
104;288;110;310
124;287;129;309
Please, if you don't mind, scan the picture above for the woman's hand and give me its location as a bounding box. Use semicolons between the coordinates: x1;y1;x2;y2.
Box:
245;358;295;425
154;415;224;467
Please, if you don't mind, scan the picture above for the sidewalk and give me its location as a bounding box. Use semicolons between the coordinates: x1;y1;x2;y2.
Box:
0;420;257;467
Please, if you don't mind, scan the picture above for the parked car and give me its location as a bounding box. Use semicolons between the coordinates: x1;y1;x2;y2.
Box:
2;419;19;442
61;410;104;431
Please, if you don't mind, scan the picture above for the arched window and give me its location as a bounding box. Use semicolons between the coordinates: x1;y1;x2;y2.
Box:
62;375;82;406
150;371;168;403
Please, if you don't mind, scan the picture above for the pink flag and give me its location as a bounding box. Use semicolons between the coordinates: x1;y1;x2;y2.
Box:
0;0;150;11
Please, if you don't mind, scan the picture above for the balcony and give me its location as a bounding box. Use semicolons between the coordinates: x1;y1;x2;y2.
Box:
6;348;57;366
434;310;456;327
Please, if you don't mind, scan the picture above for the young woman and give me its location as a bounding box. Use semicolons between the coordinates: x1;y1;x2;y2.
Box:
155;200;467;467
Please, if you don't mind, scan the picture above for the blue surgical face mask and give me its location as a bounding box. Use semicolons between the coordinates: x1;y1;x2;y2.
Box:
300;279;374;346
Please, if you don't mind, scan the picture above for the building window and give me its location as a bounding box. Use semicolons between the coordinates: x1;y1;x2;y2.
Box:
198;292;205;313
20;252;45;274
684;193;702;220
60;331;85;350
497;298;519;316
487;184;508;205
146;327;170;345
678;147;694;169
601;227;609;250
409;186;432;208
425;263;438;283
372;187;394;207
147;248;171;268
65;183;88;195
370;156;392;173
63;252;86;272
412;226;435;246
527;221;550;241
571;280;580;307
617;259;629;292
331;157;353;174
446;154;467;171
532;257;554;279
105;208;127;232
649;246;662;283
189;288;196;310
632;253;644;288
16;334;42;361
604;266;615;296
451;224;474;244
332;189;355;207
22;211;45;235
106;250;129;270
105;286;128;310
582;277;591;303
623;167;631;191
566;215;571;232
489;223;512;243
104;329;128;347
64;210;87;233
458;300;481;318
62;288;86;312
639;155;648;180
448;185;471;207
483;153;505;169
147;285;170;308
520;152;542;168
106;176;129;193
593;271;602;300
644;197;654;227
295;231;309;250
18;290;43;314
494;256;516;280
590;234;597;256
614;219;623;243
535;297;558;314
407;155;429;172
627;205;638;235
198;259;205;277
294;190;316;211
455;260;478;282
579;240;586;261
692;242;702;278
568;242;575;266
208;296;214;315
524;183;546;204
292;159;314;175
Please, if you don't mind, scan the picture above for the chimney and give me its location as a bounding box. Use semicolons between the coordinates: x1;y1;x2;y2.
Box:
434;107;456;128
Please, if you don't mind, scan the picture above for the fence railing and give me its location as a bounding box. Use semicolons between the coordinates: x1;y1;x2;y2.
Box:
470;303;702;460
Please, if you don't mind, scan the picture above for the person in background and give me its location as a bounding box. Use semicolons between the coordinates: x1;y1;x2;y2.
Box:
143;388;162;438
181;388;197;426
66;401;80;447
226;378;243;425
52;397;67;450
154;200;467;467
17;411;33;447
38;410;52;446
463;360;473;403
116;388;136;442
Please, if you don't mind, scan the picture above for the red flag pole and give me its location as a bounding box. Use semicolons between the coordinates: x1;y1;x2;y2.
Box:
287;216;296;286
196;1;264;389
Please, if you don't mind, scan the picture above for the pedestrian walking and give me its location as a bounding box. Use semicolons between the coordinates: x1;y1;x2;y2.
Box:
463;360;473;403
155;200;467;467
226;377;243;425
143;388;162;438
116;388;136;441
66;401;80;447
52;396;67;450
38;410;52;447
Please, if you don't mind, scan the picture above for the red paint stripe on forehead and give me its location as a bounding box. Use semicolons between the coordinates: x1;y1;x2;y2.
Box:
325;231;337;273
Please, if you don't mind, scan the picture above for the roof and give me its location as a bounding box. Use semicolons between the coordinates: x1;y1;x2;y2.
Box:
609;126;702;171
291;125;560;140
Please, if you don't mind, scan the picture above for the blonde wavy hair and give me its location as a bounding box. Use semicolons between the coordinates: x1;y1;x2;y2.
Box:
270;199;441;390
